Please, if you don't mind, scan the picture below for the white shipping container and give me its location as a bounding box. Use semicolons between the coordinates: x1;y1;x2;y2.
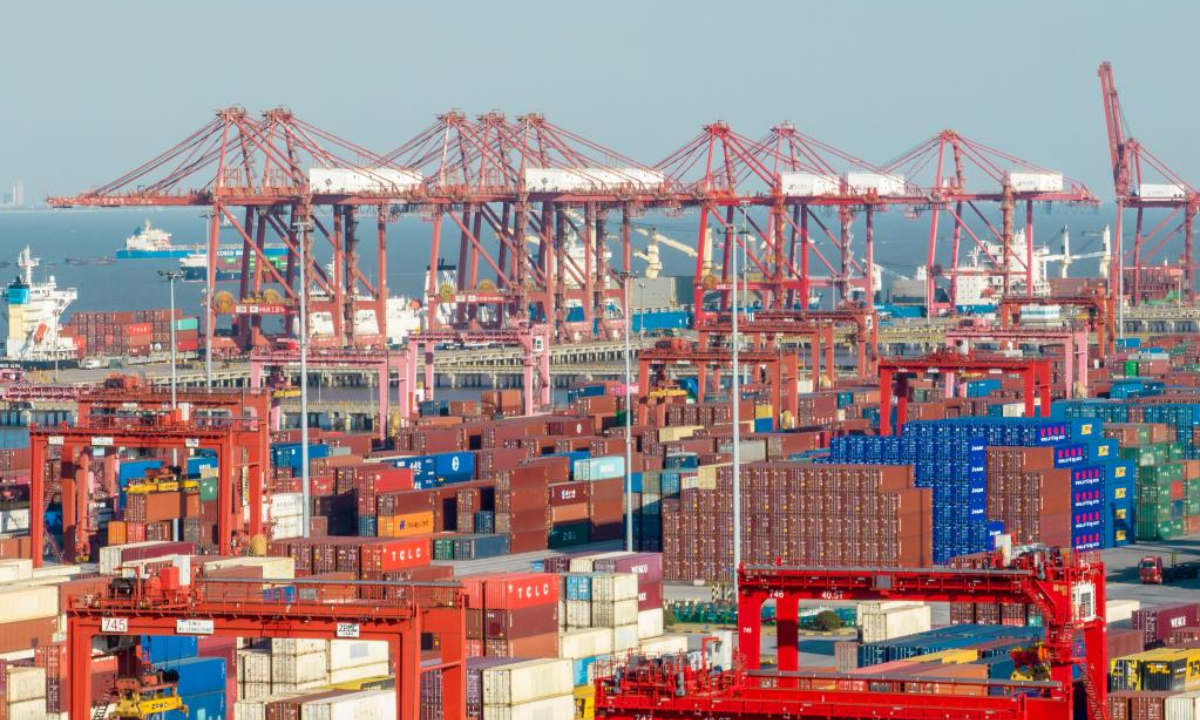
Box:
270;492;305;518
272;651;328;684
482;695;575;720
483;658;573;706
0;509;29;533
122;554;192;586
860;605;931;644
270;627;326;648
31;563;81;580
7;699;47;720
271;515;305;540
98;541;159;575
591;599;639;628
590;573;638;602
308;167;422;195
203;556;295;581
1166;691;1200;720
301;689;397;720
0;559;33;583
272;680;327;694
238;649;272;683
328;640;389;671
639;634;690;657
239;682;272;700
637;608;665;639
566;600;592;628
5;666;45;703
559;628;613;660
524;167;665;193
780;172;840;197
1138;183;1188;200
1007;172;1064;193
1107;599;1140;624
0;586;57;623
847;172;906;196
612;624;640;653
328;661;390;686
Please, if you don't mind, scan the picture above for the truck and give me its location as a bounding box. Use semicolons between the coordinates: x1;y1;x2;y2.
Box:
1139;555;1200;584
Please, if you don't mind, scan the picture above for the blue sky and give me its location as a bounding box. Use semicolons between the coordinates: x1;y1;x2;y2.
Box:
3;0;1197;200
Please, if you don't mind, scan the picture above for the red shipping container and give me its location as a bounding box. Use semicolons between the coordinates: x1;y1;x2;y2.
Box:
359;537;431;573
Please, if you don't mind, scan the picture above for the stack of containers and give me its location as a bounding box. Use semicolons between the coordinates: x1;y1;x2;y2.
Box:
828;432;990;563
270;638;329;694
6;665;47;720
269;492;305;540
571;456;627;545
482;658;575;720
461;572;559;658
389;451;475;490
157;655;228;720
327;640;389;685
495;464;552;553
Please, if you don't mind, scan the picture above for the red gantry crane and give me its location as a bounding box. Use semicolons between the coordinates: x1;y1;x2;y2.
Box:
67;574;466;720
1099;61;1199;304
878;349;1053;435
883;130;1097;313
596;547;1108;720
48;107;413;354
380;111;667;342
656;122;926;323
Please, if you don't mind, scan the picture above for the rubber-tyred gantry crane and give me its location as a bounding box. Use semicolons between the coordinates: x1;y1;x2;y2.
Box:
697;313;836;386
1099;62;1199;304
636;338;798;425
409;324;552;416
998;292;1115;358
29;411;267;566
944;319;1089;397
878;349;1052;435
66;574;466;720
250;346;419;439
883;130;1097;313
596;547;1108;720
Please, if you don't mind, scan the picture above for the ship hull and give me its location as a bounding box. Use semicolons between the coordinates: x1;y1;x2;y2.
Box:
116;249;196;259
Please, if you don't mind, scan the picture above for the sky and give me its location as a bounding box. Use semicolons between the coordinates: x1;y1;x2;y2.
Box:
2;0;1199;202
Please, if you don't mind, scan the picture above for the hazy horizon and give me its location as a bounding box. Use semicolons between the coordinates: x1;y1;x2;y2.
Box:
2;1;1198;203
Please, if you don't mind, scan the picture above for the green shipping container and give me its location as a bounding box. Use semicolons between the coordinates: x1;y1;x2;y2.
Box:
199;477;218;502
175;318;199;331
549;521;591;549
432;538;456;561
1124;360;1139;377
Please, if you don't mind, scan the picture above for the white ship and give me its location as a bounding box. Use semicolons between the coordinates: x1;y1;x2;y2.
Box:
116;219;202;258
305;297;424;346
2;247;79;362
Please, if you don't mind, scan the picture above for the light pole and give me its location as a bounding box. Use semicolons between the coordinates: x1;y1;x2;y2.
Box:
731;205;746;598
157;270;184;411
293;218;314;538
617;270;636;553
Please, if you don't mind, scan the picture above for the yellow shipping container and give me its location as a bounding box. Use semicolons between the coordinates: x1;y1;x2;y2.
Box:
910;648;979;665
377;511;434;538
697;463;730;490
658;425;702;442
755;404;773;420
574;685;595;720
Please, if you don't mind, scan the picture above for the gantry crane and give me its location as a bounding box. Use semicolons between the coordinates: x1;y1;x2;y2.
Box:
884;130;1098;313
998;292;1115;358
596;547;1108;720
408;324;552;416
66;573;466;720
878;349;1052;435
249;346;419;440
1099;62;1199;304
697;313;836;386
944;319;1090;396
30;411;266;565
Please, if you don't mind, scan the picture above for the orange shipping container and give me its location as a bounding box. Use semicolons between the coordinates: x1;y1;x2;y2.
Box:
378;511;435;538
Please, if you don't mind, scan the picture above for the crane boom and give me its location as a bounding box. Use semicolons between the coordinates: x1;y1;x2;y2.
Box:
1098;62;1129;198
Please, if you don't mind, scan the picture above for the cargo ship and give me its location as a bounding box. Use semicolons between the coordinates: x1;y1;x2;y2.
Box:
1;246;79;363
179;246;289;282
115;219;202;258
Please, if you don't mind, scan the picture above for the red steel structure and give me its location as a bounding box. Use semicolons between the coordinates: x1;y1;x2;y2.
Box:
656;122;925;323
998;293;1115;358
66;575;465;720
883;131;1097;312
29;414;266;565
636;339;799;425
47;106;409;352
380;111;665;342
878;350;1052;435
596;548;1108;720
943;320;1090;396
696;314;836;387
249;346;419;440
409;324;552;416
1099;62;1198;304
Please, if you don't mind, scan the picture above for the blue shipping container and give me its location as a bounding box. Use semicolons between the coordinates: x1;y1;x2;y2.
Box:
159;656;227;696
143;635;198;664
163;690;226;720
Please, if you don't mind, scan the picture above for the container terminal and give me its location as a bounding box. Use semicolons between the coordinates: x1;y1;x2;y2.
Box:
0;62;1197;720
